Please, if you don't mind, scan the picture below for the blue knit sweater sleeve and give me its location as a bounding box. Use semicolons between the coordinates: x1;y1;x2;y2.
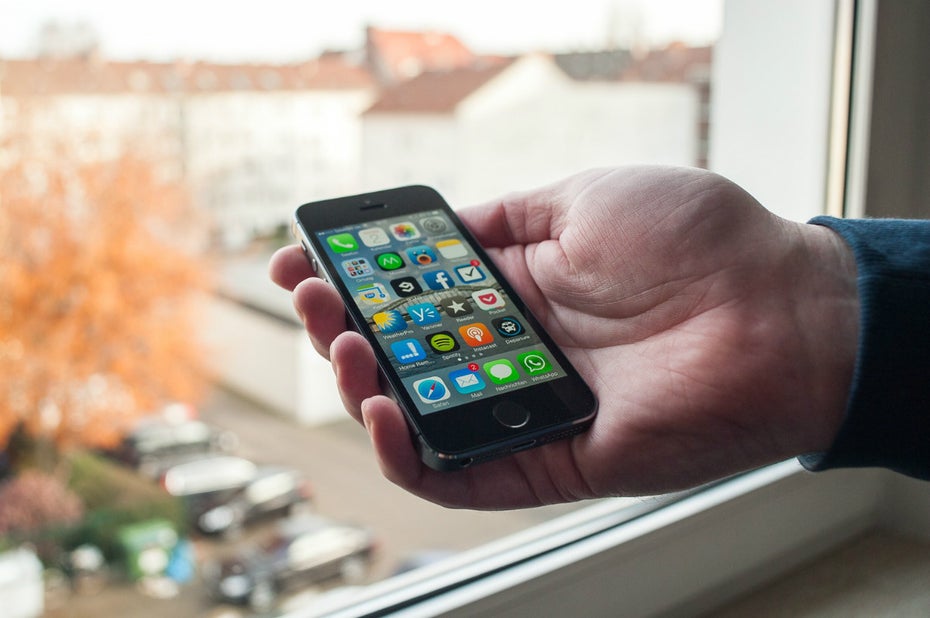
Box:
799;217;930;480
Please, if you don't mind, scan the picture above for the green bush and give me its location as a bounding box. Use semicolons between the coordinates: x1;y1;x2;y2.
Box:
65;452;186;561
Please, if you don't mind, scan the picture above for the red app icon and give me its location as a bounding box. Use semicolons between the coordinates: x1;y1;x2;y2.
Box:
471;288;505;310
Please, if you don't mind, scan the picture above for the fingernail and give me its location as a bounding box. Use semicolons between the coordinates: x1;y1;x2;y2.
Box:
360;400;373;433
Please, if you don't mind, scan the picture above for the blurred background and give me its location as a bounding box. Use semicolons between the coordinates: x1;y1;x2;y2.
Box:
0;1;721;616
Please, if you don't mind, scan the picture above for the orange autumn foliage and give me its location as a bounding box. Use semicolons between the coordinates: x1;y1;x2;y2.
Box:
0;149;212;451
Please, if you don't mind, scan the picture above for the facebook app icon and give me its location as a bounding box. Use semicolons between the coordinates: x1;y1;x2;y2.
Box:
423;270;455;290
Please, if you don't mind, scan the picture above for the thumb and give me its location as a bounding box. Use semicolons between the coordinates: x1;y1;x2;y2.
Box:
458;169;612;249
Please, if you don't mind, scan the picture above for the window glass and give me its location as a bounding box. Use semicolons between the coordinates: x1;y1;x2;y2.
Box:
0;1;721;615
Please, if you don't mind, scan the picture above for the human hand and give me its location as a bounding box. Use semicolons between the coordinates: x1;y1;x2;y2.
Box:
270;166;858;509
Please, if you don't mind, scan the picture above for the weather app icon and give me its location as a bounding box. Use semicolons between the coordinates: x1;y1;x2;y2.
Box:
373;310;406;333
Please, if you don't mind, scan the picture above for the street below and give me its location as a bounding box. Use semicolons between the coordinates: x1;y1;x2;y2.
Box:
52;387;586;617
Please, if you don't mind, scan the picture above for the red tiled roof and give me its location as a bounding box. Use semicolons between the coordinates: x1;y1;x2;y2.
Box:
364;59;515;114
365;27;476;83
0;55;374;97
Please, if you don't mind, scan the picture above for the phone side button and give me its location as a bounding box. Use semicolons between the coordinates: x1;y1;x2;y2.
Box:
492;401;530;429
298;241;316;271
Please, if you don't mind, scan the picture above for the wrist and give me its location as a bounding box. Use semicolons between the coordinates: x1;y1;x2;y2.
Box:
789;221;859;453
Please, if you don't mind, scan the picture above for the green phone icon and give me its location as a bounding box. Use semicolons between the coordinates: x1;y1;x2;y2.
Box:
327;233;358;253
517;351;552;374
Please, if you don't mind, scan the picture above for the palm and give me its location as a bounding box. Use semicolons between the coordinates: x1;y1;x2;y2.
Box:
271;166;853;509
455;167;825;503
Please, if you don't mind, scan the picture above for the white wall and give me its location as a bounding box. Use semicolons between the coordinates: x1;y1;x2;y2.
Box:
203;297;345;425
458;82;698;204
361;114;460;198
3;93;182;170
361;56;701;208
182;87;373;246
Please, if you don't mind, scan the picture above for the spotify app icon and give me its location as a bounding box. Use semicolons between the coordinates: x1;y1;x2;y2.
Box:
426;331;460;353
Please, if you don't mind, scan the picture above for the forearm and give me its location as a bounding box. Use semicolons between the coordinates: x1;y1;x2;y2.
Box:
800;217;930;480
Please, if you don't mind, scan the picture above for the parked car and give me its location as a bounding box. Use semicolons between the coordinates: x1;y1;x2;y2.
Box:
111;418;238;477
159;457;314;536
193;466;314;537
160;455;257;498
203;514;376;611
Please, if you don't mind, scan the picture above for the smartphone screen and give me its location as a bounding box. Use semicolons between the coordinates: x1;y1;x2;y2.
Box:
295;186;596;469
317;209;569;415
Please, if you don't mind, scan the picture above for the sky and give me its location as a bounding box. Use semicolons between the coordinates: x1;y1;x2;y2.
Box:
0;0;722;62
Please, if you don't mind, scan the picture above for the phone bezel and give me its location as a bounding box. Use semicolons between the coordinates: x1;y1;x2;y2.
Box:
294;185;597;467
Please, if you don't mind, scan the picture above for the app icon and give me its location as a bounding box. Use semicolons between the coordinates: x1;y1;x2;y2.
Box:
436;238;467;259
458;322;494;347
439;296;473;317
413;377;450;403
518;351;553;374
358;227;390;247
390;222;421;241
390;276;422;297
356;282;391;305
406;245;438;266
449;367;486;394
427;331;460;353
492;316;524;337
472;288;505;310
423;270;455;290
327;233;358;254
483;359;520;385
376;252;405;271
341;258;373;278
407;303;441;326
454;263;486;284
373;310;406;333
391;339;426;363
420;217;448;234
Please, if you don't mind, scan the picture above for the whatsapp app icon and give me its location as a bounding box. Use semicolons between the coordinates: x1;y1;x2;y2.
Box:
517;351;552;375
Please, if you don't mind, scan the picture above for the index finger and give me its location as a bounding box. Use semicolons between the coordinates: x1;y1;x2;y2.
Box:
269;245;316;291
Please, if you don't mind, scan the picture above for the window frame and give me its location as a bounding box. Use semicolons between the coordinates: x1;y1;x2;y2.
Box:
283;1;930;616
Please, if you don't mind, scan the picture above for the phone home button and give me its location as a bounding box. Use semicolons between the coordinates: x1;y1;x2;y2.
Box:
492;401;530;429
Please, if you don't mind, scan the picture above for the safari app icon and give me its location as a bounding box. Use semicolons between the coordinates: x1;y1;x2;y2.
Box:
413;377;450;403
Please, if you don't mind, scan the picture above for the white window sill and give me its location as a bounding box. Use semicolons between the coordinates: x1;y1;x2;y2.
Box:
288;461;928;617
